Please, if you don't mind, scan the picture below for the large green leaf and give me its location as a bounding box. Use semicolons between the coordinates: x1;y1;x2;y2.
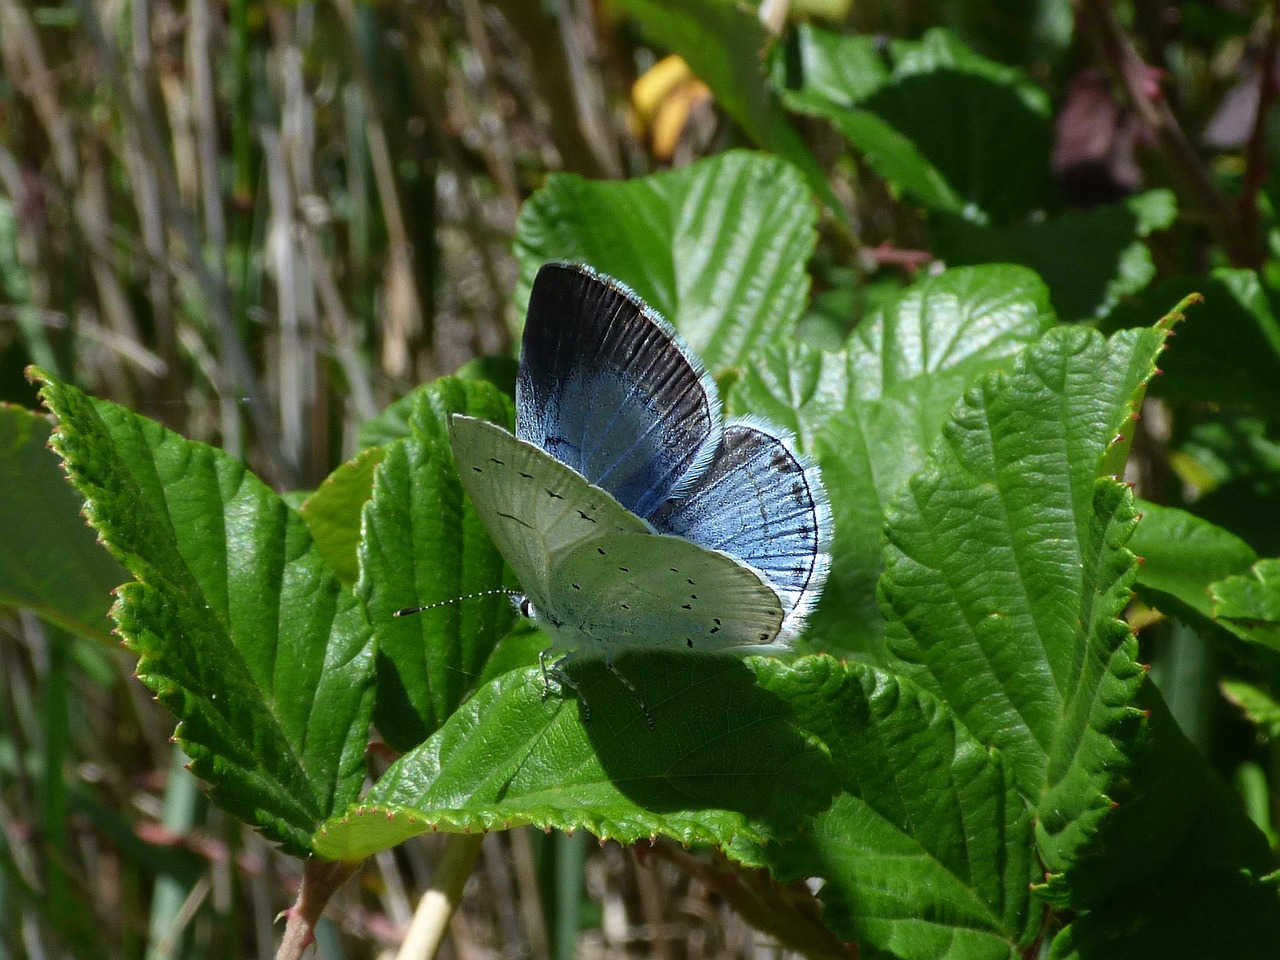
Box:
0;402;125;643
514;150;817;369
878;320;1173;878
35;372;376;857
315;655;837;859
358;379;517;751
732;265;1055;659
753;657;1035;960
781;26;1052;224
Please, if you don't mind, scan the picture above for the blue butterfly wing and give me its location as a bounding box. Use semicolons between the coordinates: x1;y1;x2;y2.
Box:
649;421;831;639
516;263;721;519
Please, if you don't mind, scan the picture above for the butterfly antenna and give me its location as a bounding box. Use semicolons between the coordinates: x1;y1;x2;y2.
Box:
394;588;519;618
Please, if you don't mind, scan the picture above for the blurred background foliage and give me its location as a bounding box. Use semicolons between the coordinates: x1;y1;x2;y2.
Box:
4;0;1280;957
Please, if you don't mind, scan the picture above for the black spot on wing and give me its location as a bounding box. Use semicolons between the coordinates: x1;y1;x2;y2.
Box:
649;423;826;622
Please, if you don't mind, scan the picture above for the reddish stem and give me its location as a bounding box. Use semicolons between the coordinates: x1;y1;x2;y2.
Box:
276;858;360;960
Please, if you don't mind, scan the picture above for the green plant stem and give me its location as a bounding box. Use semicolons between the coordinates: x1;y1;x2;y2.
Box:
551;830;587;960
395;834;485;960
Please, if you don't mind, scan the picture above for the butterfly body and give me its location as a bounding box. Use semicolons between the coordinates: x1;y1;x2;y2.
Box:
449;262;830;665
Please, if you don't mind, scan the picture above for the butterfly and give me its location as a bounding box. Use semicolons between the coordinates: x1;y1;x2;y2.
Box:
448;262;831;720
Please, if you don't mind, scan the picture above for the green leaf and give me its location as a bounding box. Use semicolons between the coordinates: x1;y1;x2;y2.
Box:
357;391;418;450
934;189;1178;321
878;322;1172;878
732;265;1055;659
1211;558;1280;651
1173;412;1280;558
299;447;386;585
315;655;837;860
1130;499;1257;619
514;151;817;369
358;378;517;751
753;657;1035;960
782;26;1052;224
35;371;376;856
0;403;125;643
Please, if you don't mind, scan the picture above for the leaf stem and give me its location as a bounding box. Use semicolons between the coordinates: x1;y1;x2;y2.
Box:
394;833;485;960
277;858;359;960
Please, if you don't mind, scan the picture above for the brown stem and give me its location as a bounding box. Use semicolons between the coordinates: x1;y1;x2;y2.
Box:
1077;0;1262;268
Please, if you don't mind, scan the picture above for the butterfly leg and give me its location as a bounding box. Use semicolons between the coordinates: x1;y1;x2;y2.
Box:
539;649;592;723
604;652;655;730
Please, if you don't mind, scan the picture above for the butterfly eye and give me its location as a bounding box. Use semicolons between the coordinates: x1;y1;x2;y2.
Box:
519;597;536;620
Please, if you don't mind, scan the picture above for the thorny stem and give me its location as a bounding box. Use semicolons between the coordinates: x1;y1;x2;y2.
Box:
277;859;360;960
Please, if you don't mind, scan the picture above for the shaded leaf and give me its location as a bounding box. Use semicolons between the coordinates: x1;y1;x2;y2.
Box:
782;26;1052;224
754;656;1035;960
316;655;837;859
1173;412;1280;558
1046;690;1280;956
934;189;1178;321
1102;268;1280;410
0;403;125;643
